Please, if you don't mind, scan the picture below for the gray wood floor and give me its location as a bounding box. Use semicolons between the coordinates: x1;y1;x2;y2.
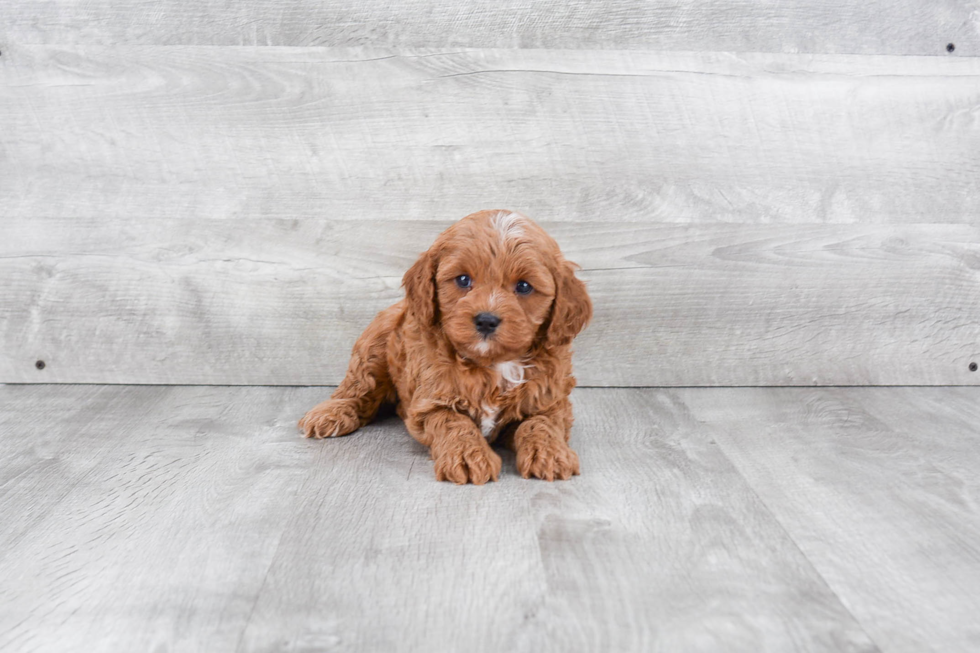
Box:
1;384;977;652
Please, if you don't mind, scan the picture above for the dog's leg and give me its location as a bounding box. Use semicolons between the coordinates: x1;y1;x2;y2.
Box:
299;308;397;439
419;409;502;485
511;399;580;481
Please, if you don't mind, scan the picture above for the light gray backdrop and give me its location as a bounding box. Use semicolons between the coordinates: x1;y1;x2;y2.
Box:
1;1;978;386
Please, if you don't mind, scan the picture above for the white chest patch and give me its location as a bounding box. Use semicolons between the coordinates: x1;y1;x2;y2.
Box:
480;403;499;439
494;360;527;392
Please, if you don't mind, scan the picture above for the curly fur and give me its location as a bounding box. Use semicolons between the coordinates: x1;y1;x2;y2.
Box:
299;210;592;484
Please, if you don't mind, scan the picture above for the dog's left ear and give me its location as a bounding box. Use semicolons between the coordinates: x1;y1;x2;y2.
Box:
546;260;592;347
403;248;439;327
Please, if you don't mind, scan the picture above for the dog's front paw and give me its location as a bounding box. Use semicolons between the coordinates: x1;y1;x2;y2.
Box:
299;400;360;439
516;437;580;481
432;437;502;485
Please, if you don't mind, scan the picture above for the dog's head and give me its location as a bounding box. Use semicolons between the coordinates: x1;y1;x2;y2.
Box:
403;210;592;363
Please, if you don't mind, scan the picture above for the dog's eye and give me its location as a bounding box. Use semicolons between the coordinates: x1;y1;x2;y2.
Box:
515;280;533;295
455;275;472;289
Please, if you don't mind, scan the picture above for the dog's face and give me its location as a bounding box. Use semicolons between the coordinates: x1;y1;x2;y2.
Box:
403;210;592;363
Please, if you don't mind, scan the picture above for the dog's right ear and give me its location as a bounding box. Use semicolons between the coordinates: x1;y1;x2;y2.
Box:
402;248;438;326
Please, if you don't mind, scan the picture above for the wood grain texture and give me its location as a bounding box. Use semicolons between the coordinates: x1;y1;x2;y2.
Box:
0;385;132;560
0;385;880;652
499;389;877;653
0;0;975;55
0;385;320;652
677;387;980;653
3;217;978;386
2;46;979;224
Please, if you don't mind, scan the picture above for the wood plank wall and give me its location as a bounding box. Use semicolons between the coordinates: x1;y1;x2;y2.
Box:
1;2;978;386
1;1;976;54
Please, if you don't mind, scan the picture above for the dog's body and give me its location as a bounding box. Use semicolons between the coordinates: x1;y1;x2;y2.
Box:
299;210;592;484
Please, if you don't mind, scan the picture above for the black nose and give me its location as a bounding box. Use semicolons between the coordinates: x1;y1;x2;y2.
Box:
474;312;501;335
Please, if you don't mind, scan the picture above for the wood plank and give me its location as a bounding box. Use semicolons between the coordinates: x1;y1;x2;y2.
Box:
235;411;549;653
678;387;980;653
107;385;872;653
0;0;974;55
501;389;878;652
15;386;980;650
2;218;978;386
0;384;331;652
0;385;139;559
1;385;881;651
2;46;979;224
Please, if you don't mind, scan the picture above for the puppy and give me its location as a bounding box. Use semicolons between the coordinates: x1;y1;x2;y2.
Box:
299;210;592;484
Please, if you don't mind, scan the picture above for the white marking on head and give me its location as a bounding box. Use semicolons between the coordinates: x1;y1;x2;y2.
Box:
494;360;527;391
480;403;499;439
488;290;504;310
472;340;491;355
490;211;525;244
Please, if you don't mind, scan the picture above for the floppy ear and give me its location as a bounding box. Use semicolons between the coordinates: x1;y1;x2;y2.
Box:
402;249;438;326
546;260;593;346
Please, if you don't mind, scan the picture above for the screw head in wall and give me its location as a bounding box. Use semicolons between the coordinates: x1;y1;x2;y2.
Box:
946;43;956;53
970;362;978;372
36;360;46;370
